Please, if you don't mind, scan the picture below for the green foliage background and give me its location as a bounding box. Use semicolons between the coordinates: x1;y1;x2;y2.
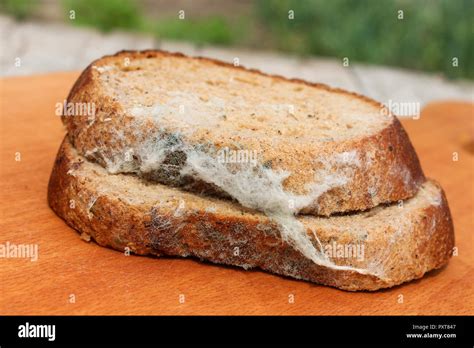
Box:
1;0;472;79
62;0;142;31
257;0;473;79
0;0;37;20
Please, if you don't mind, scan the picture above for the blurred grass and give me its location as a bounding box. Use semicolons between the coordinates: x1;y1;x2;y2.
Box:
0;0;37;20
256;0;474;79
1;0;472;79
154;17;240;46
63;0;142;32
61;0;246;46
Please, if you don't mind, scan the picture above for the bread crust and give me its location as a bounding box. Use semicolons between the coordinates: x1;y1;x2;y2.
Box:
62;50;425;216
48;138;454;291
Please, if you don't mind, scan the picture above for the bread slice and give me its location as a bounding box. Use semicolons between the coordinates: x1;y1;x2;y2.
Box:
48;137;454;291
63;50;425;217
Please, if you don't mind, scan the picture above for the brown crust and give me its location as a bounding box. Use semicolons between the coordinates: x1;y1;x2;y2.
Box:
302;116;425;215
62;49;426;216
48;138;454;291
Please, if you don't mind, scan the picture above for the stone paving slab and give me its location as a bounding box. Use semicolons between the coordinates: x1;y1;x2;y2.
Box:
353;64;474;106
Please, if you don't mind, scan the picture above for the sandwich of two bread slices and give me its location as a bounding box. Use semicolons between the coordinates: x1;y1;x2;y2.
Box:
48;50;454;291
